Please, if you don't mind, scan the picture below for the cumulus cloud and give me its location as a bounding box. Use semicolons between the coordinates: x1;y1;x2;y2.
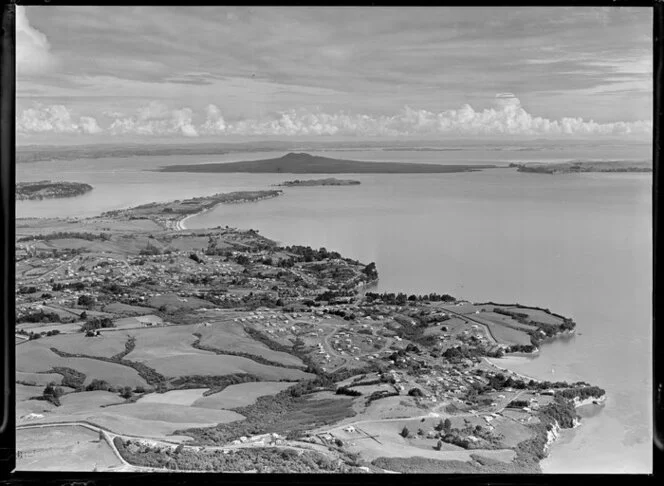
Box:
17;104;102;134
16;95;652;138
16;6;57;76
220;96;651;137
108;101;199;137
199;104;227;134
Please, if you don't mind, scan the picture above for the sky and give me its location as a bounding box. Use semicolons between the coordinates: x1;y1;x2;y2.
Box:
16;6;653;144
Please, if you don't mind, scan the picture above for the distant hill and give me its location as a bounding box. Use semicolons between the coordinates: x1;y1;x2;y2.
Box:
157;152;497;174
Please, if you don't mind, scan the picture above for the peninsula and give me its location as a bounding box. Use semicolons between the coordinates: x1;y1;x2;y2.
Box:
277;178;361;187
16;181;93;201
15;189;605;474
510;160;651;174
157;152;497;174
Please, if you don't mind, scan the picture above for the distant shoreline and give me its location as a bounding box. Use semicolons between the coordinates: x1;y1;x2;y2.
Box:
276;178;361;187
16;181;93;201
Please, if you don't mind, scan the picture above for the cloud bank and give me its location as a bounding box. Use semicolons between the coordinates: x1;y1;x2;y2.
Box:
17;95;651;139
16;6;57;76
107;101;198;137
17;104;102;134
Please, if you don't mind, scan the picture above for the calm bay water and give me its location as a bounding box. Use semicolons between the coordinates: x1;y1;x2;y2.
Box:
16;147;652;473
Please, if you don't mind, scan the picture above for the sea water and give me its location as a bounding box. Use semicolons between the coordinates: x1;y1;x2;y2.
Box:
16;146;652;473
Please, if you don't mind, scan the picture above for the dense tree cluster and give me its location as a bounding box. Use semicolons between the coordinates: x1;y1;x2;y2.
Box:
42;382;65;406
554;386;605;401
18;231;110;243
282;245;342;263
81;317;115;332
114;438;361;472
16;310;62;324
52;281;85;291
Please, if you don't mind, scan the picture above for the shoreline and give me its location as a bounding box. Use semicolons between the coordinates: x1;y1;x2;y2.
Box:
16;187;606;474
175;207;213;231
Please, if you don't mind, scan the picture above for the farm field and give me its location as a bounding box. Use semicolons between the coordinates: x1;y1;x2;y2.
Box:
477;311;539;331
16;383;57;418
17;371;63;386
489;416;534;448
25;402;246;441
479;319;532;346
139;388;208;406
141;354;313;381
122;324;211;361
16;322;83;334
196;321;305;367
102;302;155;315
504;307;562;325
112;315;163;329
192;382;294;409
332;419;515;463
16;425;123;471
57;390;126;411
146;293;213;312
17;344;149;388
42;332;131;358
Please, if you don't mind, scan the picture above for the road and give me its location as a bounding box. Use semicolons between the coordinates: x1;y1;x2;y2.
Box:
440;306;499;344
16;420;344;472
23;255;80;283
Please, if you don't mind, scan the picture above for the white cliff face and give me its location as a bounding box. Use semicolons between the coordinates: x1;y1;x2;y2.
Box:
572;394;606;408
544;420;561;455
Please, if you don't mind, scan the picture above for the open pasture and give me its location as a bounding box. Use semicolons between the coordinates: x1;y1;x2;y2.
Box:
22;403;246;441
335;419;515;464
503;306;563;325
42;332;131;358
103;302;156;315
17;342;149;388
139;388;208;406
192;382;294;409
16;425;123;471
482;321;532;346
123;324;214;361
58;390;126;410
112;314;163;329
489;416;534;448
160;235;211;252
17;371;63;386
16;384;57;419
146;293;214;312
16;322;83;334
141;354;313;381
196;320;305;367
476;311;539;331
439;317;470;334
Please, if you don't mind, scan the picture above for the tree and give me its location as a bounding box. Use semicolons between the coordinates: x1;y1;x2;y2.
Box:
78;295;95;307
443;418;452;433
43;382;64;405
120;386;134;399
400;426;410;438
434;440;443;451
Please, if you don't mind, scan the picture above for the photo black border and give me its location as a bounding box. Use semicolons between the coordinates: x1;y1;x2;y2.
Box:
1;1;661;485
